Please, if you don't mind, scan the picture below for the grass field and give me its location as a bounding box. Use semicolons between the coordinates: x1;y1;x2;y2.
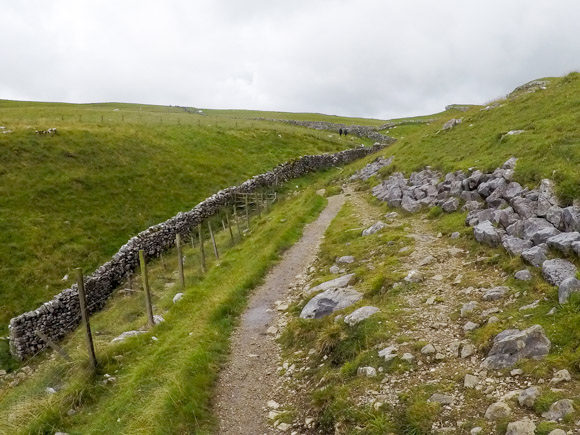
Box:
0;99;377;365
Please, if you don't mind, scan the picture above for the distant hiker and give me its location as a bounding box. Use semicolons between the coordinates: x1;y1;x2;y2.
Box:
344;129;348;136
339;128;343;136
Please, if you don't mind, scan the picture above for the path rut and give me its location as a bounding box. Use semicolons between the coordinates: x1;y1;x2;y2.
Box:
213;194;345;435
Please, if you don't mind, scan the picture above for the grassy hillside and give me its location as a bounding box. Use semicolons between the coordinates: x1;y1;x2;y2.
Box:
379;73;580;203
0;100;372;350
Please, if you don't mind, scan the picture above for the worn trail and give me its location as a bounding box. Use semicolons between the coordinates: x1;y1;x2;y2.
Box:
213;194;345;435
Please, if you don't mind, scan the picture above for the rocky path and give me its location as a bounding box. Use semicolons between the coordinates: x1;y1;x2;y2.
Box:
213;193;345;435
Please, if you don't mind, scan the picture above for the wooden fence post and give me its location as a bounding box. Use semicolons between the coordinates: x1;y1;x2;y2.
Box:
75;268;97;370
208;220;219;260
198;224;206;273
139;250;155;328
225;210;235;244
233;204;242;239
245;194;250;228
176;234;185;291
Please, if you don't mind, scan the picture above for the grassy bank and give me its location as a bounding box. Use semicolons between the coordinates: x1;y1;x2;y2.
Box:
0;100;369;349
0;170;345;434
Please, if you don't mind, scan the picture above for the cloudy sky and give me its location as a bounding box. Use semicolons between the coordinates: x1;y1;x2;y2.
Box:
1;1;579;119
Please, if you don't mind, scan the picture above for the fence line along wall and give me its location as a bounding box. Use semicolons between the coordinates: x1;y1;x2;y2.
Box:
9;144;387;359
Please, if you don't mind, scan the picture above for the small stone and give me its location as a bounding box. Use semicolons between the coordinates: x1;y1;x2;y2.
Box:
505;419;536;435
428;393;453;405
510;369;523;376
173;293;184;303
464;321;479;332
418;255;436;267
362;221;387;236
461;343;476;358
337;255;355;264
487;316;499;324
45;387;57;394
461;301;478;317
547;430;567;435
344;306;380;326
401;353;415;363
404;270;424;283
485;401;511;421
550;369;571;386
378;346;398;361
471;428;482;435
266;326;278;335
267;400;280;409
542;399;574;420
514;270;532;281
518;386;540;407
425;296;436;305
277;422;290;431
329;265;340;274
421;343;436;355
558;277;580;304
451;232;460;239
464;374;479;388
483;286;508;301
357;366;377;377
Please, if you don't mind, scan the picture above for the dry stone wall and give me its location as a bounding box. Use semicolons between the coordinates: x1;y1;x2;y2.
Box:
9;144;386;359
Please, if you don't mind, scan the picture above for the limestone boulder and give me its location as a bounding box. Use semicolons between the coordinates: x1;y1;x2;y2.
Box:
481;325;550;369
502;236;533;256
300;287;363;319
505;419;536;435
521;245;548;267
558;278;580;304
344;306;380;326
561;206;580;232
474;221;503;247
542;259;577;286
305;273;355;295
362;221;386;236
547;231;580;255
542;399;574;420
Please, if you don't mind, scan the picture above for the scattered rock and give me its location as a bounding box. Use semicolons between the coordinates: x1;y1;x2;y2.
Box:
111;330;146;343
451;232;460;239
549;369;571;386
521;245;548;267
461;343;476;358
404;270;424;283
401;353;415;363
305;274;355;295
505;419;536;435
514;270;532;281
378;346;398;361
518;386;540;407
357;366;377;377
172;293;184;303
558;277;580;304
336;255;355;264
463;321;479;332
362;221;387;236
418;255;436;267
542;259;577;286
461;301;478;317
300;287;363;319
344;306;380;326
547;231;580;254
474;221;502;247
482;325;551;369
485;401;511;421
329;265;341;274
421;343;436;355
428;393;453;405
442;118;462;130
502;236;533;256
483;286;508;301
442;197;459;212
547;430;567;435
464;374;479;389
542;399;574;420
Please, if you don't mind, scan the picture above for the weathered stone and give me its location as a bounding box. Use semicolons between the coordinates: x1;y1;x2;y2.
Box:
483;286;508;301
503;157;518;169
337;255;355;264
442;118;462;130
378;345;397;361
502;236;533;256
514;270;532;281
522;218;554;241
172;293;184;303
329;265;340;274
428;393;453;404
560;206;580;232
546;205;563;228
521;244;548;267
401;352;415;363
300;287;363;319
518;386;540;407
474;221;502;247
111;330;146;343
574;241;580;257
547;430;567;435
461;343;476;358
542;259;577;286
504;182;523;201
305;274;355;295
549;369;571;386
531;227;561;245
505;419;536;435
511;197;538;219
558;278;580;304
421;343;436;355
542;399;574;420
401;195;421;213
464;374;478;388
463;200;483;213
357;366;376;377
461;301;478;317
362;221;386;236
481;325;551;369
464;321;479;332
344;306;380;326
547;231;580;254
484;401;511;421
442;197;459;212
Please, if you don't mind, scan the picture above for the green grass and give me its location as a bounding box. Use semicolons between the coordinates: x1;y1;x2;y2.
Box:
0;176;330;434
0;99;372;351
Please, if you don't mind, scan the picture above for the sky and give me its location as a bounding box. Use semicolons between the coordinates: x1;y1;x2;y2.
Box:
1;0;579;120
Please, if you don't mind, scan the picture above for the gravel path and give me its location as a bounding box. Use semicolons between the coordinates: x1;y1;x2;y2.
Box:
213;194;345;435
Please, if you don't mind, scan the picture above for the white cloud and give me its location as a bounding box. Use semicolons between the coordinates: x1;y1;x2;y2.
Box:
0;0;579;118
